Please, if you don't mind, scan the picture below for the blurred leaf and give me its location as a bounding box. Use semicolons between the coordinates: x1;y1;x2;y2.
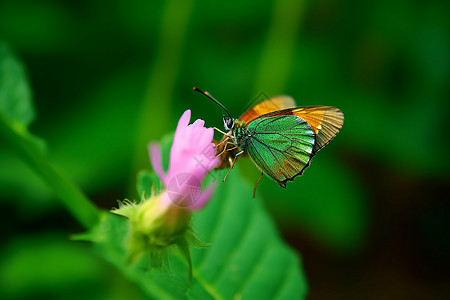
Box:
135;132;173;199
84;169;308;299
0;148;55;213
0;40;43;159
254;152;367;253
252;0;305;95
190;170;308;299
0;1;77;53
0;233;146;300
0;234;102;299
136;169;161;199
0;42;34;128
334;87;450;175
0;41;99;229
48;68;145;193
0;66;146;208
131;0;195;187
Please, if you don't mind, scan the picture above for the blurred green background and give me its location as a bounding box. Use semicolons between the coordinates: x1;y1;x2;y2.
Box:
1;0;449;299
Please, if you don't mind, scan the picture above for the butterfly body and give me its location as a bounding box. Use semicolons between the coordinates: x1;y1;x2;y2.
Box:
193;88;344;191
217;97;344;188
222;109;318;187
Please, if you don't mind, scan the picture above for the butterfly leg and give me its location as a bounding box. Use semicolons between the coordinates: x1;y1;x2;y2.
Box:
215;141;238;159
226;145;238;151
213;127;231;136
214;146;227;158
214;135;231;148
223;150;244;182
214;137;230;158
223;156;237;182
253;171;264;198
213;130;234;159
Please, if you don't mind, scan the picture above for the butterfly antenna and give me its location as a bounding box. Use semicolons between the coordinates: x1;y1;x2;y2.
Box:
193;87;232;119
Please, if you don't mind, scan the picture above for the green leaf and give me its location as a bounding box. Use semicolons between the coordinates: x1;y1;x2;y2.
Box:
0;233;147;300
136;169;161;200
258;154;367;253
190;170;308;299
0;41;99;229
87;170;308;299
0;42;34;128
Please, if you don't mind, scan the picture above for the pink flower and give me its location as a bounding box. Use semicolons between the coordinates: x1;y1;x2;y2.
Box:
111;110;218;271
149;109;219;210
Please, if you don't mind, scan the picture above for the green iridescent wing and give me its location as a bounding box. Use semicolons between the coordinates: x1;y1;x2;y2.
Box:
242;115;316;187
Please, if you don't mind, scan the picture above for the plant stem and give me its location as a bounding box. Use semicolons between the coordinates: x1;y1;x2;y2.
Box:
0;115;100;229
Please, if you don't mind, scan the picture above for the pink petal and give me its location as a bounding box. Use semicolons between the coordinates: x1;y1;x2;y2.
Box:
190;183;216;211
199;128;214;149
149;109;221;211
178;109;191;128
192;119;205;127
149;143;166;182
173;110;191;141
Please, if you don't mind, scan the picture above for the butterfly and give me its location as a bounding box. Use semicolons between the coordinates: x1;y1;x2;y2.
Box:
193;87;344;196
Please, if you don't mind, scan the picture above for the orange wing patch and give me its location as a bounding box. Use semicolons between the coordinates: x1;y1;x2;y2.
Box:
239;95;296;123
290;106;344;152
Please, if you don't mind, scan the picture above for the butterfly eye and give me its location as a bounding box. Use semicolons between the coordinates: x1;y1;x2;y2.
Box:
223;116;234;131
228;118;234;129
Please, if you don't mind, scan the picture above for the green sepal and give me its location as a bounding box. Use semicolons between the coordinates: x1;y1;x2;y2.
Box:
185;226;212;249
175;237;192;282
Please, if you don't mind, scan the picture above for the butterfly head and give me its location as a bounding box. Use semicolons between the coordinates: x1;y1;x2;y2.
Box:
193;87;235;131
223;115;235;131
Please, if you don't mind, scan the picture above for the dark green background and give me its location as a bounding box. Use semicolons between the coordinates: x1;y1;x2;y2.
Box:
1;0;449;299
